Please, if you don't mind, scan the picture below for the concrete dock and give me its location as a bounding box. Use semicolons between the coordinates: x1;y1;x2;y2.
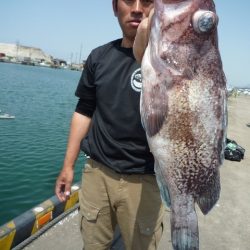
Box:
23;95;250;250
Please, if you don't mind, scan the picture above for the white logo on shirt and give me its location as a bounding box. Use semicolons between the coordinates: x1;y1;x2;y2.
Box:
131;68;142;92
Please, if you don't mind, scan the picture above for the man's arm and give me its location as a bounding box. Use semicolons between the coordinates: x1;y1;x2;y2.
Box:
55;112;91;201
133;9;154;63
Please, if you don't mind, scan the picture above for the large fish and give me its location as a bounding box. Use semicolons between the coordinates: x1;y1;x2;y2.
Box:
140;0;227;249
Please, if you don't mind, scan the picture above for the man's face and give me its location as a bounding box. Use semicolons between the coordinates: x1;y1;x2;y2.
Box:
113;0;154;46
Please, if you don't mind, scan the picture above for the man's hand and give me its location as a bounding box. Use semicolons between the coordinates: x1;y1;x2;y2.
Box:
55;112;91;202
133;9;154;63
55;167;74;202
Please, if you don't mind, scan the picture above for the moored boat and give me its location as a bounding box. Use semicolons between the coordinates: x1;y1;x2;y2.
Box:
0;113;15;119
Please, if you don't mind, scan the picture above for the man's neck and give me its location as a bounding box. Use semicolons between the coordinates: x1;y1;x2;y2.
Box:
121;37;135;48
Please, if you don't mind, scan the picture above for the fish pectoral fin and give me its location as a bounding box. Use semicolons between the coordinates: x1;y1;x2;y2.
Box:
142;108;167;137
196;171;221;215
141;83;168;137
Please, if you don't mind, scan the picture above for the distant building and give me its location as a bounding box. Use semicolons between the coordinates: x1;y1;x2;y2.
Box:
0;52;6;62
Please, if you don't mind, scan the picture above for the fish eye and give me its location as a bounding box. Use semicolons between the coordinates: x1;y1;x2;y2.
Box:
192;10;218;34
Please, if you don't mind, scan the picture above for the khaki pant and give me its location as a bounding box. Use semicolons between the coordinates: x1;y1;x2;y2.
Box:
79;159;164;250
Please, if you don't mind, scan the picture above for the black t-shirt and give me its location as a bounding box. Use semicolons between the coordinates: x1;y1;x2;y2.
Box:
75;39;154;174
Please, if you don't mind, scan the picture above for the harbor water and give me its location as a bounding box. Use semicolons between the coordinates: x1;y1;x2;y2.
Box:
0;63;85;226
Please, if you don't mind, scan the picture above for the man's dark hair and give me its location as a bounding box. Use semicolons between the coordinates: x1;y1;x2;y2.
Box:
114;0;118;10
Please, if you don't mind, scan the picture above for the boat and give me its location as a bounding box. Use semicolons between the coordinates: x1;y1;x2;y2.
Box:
0;113;15;119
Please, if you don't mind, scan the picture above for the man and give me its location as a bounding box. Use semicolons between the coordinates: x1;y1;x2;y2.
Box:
55;0;164;249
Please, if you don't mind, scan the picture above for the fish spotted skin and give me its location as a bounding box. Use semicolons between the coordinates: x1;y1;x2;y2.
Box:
140;0;227;249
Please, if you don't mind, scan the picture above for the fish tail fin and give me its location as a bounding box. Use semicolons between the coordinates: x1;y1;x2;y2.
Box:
197;171;221;215
171;195;199;250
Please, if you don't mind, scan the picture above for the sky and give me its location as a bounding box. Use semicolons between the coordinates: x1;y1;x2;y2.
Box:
0;0;249;88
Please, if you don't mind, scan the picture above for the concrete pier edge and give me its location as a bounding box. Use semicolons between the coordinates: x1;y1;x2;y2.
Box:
0;183;81;250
